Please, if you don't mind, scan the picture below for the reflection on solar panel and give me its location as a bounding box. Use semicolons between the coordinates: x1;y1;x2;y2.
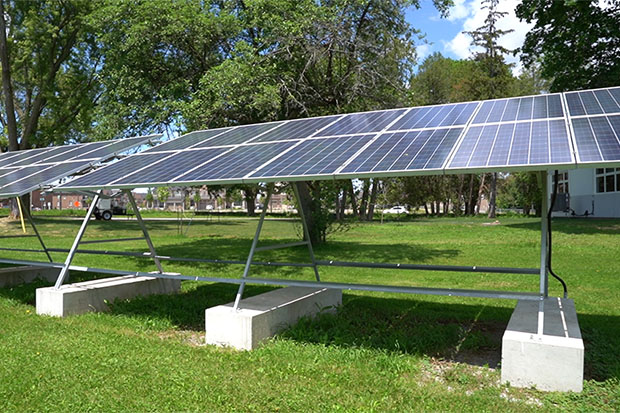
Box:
116;148;230;185
389;103;476;130
251;135;374;178
193;123;284;148
566;87;620;164
449;120;572;169
56;86;620;191
315;109;407;136
144;129;231;152
0;134;158;198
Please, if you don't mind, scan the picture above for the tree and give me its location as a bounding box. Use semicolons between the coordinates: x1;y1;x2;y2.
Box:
88;0;238;139
0;0;99;151
156;187;170;209
517;0;620;92
145;189;154;209
0;0;100;218
193;190;202;210
465;0;515;218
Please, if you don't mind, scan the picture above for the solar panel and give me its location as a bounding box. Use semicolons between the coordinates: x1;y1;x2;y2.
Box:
175;141;297;183
566;88;620;164
0;147;54;168
0;161;91;198
0;134;158;198
250;116;342;143
53;86;620;191
60;153;170;188
315;109;407;136
144;129;231;153
192;123;284;148
388;102;477;131
448;119;573;169
342;128;462;174
250;135;374;178
472;95;564;124
114;148;230;185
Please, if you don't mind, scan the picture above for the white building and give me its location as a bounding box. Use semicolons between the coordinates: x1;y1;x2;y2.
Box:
550;168;620;218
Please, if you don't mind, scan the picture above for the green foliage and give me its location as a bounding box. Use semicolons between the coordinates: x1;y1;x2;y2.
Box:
0;217;619;410
0;0;100;150
155;186;170;205
87;0;239;139
517;0;620;92
497;172;542;215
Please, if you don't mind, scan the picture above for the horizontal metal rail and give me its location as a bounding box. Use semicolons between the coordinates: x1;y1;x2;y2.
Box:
0;247;48;253
43;248;315;267
4;247;539;275
0;235;37;239
80;237;146;245
255;241;308;252
316;260;540;275
0;257;541;301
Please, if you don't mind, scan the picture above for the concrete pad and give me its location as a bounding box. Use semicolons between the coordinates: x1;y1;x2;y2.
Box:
501;297;584;392
36;275;181;317
205;286;342;350
0;265;61;287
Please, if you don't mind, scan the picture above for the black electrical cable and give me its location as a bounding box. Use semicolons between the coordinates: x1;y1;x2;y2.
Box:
547;170;568;298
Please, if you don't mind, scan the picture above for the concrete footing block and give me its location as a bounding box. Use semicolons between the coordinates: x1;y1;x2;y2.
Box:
36;275;181;317
205;286;342;350
0;265;61;287
501;297;584;392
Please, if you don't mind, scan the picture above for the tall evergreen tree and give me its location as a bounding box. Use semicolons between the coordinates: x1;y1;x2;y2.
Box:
465;0;514;218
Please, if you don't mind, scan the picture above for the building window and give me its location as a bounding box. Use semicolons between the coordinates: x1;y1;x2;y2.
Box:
595;168;620;193
552;171;569;193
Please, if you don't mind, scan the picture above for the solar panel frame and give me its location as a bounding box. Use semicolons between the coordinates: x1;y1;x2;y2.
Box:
52;87;620;192
565;87;620;168
0;134;160;198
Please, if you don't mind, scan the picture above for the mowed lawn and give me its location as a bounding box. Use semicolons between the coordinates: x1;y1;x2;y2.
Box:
0;215;618;412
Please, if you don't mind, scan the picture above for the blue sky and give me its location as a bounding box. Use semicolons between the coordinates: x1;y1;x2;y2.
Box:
405;0;533;72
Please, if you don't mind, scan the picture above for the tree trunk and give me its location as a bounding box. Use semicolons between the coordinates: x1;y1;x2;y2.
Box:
358;179;370;220
475;174;486;215
487;172;497;218
0;1;19;151
295;182;322;245
339;187;347;220
467;175;476;215
367;179;379;221
424;204;429;216
244;188;257;216
348;181;358;216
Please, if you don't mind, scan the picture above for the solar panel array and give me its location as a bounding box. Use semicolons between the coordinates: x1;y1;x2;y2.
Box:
57;87;620;191
0;134;159;198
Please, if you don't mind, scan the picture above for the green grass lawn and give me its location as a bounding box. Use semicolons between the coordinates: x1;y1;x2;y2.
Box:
0;215;618;411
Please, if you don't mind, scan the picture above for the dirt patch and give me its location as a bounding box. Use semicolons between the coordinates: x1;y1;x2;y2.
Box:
158;329;205;347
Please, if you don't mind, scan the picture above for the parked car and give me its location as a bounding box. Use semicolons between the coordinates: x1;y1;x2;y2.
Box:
382;206;408;214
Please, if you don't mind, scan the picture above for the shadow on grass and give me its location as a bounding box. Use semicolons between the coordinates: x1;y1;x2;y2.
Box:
504;218;620;235
1;277;618;381
118;236;461;278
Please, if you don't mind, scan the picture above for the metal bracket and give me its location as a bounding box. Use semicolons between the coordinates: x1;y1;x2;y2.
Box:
124;189;163;273
54;191;102;289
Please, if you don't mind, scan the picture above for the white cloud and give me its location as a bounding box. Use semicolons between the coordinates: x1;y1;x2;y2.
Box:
442;0;534;74
416;43;433;61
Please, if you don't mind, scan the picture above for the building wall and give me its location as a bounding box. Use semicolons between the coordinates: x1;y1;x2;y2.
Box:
549;168;620;218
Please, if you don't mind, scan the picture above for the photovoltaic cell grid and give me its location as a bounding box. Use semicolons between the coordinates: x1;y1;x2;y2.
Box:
0;134;157;198
449;120;572;169
565;88;620;163
56;86;620;191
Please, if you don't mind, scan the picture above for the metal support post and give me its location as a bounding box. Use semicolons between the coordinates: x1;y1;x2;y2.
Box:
292;182;321;282
233;186;273;310
124;189;163;273
54;191;102;289
19;198;53;262
537;171;550;335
